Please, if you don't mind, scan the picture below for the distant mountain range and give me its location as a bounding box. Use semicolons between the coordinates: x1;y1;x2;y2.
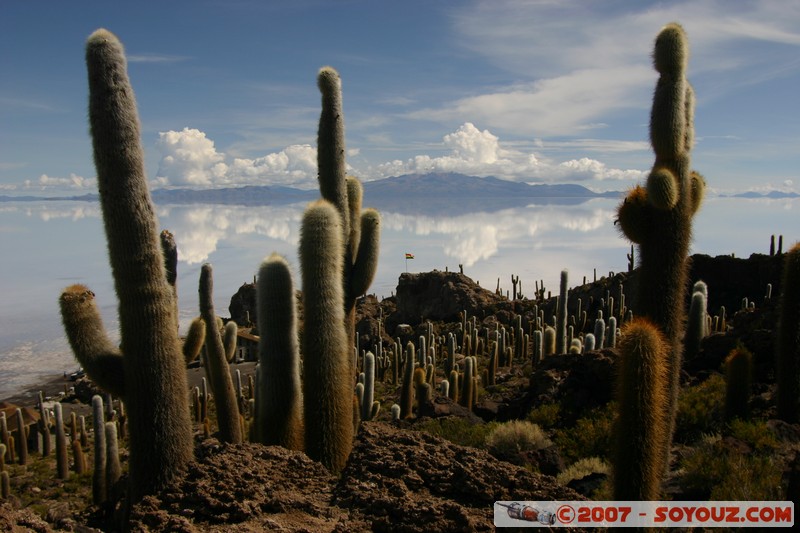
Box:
1;172;616;203
722;190;799;199
362;173;619;198
1;172;796;213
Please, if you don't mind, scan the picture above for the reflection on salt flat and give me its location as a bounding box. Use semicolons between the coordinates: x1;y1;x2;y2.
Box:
157;204;302;264
0;196;796;400
381;205;616;268
161;201;619;272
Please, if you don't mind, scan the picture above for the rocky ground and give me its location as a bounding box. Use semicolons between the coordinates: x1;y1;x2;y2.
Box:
1;251;798;531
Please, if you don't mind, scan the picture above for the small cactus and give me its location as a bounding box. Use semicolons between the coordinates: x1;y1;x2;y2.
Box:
14;409;27;466
92;395;107;505
105;422;122;501
612;318;670;501
684;288;708;360
543;326;556;356
556;270;569;354
584;333;596;353
72;438;87;474
400;343;416;419
461;357;475;410
362;352;377;421
54;403;69;480
253;253;303;450
594;317;606;350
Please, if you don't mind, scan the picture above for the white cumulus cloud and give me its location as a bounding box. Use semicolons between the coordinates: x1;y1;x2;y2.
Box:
23;173;95;190
154;127;319;189
370;122;644;185
155;128;228;187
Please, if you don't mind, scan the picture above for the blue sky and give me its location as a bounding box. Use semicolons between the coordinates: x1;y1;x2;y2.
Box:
1;0;799;195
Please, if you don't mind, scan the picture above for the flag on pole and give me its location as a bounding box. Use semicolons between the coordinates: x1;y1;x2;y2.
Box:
405;253;415;259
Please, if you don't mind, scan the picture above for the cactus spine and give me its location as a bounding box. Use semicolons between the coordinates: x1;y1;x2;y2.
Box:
58;29;192;502
776;243;800;422
612;318;669;501
199;264;242;444
615;23;704;469
300;200;352;472
253;253;304;449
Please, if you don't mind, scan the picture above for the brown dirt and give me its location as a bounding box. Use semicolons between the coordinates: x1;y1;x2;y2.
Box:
104;422;585;532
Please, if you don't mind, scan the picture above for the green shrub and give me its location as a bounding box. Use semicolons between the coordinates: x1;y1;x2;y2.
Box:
728;419;779;453
554;403;615;465
679;433;784;500
414;417;498;449
675;373;725;443
485;420;553;458
709;454;783;500
527;402;560;428
556;456;609;486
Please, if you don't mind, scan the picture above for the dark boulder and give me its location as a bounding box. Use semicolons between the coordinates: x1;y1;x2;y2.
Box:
386;271;509;333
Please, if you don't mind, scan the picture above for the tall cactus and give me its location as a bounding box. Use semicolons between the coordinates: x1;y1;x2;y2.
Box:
253;253;304;449
199;264;242;444
612;318;669;500
615;23;704;466
300;200;353;472
58;29;192;502
776;243;800;422
316;66;381;357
